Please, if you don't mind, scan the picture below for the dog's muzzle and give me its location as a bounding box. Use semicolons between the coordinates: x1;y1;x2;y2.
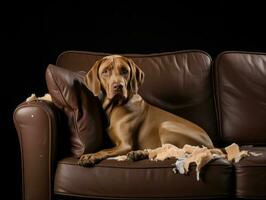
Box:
112;83;123;93
111;83;124;96
110;82;127;103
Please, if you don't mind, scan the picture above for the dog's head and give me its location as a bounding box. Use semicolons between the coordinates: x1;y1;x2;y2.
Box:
85;55;144;102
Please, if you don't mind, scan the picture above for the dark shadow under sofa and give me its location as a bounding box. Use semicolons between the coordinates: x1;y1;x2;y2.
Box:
14;50;266;200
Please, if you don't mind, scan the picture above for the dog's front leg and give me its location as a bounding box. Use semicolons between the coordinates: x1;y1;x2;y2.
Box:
78;104;140;167
78;144;132;167
127;149;149;161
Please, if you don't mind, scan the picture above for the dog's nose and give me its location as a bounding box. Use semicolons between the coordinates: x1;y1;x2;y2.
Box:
113;83;123;91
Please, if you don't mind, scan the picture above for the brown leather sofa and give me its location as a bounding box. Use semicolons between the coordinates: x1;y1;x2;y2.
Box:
14;50;266;200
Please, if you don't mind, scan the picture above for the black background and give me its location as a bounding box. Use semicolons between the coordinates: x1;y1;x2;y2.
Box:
2;1;266;199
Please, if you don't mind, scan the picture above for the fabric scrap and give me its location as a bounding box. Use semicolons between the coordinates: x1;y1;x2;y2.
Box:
26;93;52;102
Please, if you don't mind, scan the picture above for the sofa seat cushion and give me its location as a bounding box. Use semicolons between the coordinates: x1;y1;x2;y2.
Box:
234;147;266;199
54;157;233;199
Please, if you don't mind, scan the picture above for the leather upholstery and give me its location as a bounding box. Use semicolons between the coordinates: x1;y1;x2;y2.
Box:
214;52;266;145
14;101;59;200
46;64;107;158
234;147;266;199
54;157;233;199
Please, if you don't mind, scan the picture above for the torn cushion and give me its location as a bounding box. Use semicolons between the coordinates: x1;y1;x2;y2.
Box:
45;64;107;158
170;143;261;181
110;143;262;181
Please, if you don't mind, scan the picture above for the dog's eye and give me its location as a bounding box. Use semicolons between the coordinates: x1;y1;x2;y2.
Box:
102;69;109;76
121;68;129;75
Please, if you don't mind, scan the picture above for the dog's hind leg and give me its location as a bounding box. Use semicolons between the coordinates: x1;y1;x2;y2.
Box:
158;121;213;149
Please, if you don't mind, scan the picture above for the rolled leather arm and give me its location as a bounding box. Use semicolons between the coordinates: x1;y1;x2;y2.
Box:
13;101;60;200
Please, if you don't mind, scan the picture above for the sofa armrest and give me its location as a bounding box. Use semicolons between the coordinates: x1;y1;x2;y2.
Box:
13;101;60;200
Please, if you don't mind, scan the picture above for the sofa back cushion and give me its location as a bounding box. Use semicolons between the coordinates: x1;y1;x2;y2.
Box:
56;50;219;144
214;52;266;145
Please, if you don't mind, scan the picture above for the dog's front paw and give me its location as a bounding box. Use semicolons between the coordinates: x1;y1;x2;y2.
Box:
127;150;149;161
78;154;103;167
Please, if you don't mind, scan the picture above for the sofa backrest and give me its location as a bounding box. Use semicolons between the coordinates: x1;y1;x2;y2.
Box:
56;50;218;144
214;52;266;145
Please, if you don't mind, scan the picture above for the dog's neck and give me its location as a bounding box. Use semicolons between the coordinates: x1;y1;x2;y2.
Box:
102;96;127;116
102;98;115;116
101;93;139;117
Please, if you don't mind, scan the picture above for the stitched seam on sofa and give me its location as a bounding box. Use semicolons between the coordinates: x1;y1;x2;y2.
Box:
214;53;225;143
56;50;211;66
214;51;266;56
13;104;26;200
239;194;266;198
235;165;266;168
236;194;266;198
58;163;176;169
210;58;220;145
54;191;230;199
57;50;209;59
57;162;233;169
40;101;55;200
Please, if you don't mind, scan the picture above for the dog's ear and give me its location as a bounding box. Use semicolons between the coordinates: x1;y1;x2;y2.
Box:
128;58;145;94
84;60;102;96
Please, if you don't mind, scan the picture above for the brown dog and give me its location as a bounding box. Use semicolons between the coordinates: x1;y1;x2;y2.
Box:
78;55;214;166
